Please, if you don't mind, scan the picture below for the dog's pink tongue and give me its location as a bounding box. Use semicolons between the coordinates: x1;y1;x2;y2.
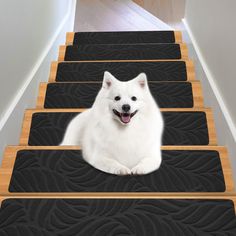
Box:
121;114;131;123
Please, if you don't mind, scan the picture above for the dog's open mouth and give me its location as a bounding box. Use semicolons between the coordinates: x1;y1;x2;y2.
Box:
113;109;138;124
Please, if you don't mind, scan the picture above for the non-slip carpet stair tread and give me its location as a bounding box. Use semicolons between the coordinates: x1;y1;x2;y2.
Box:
27;112;209;146
64;44;182;61
55;61;188;82
72;31;177;44
44;82;194;108
1;199;236;236
8;150;225;192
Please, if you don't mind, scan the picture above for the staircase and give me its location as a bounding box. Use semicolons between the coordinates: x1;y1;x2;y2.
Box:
0;30;236;235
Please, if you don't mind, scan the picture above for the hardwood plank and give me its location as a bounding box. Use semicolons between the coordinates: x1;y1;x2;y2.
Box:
1;193;236;199
48;61;58;82
174;31;182;43
205;108;217;145
180;43;188;60
185;60;195;81
36;83;47;108
58;45;66;61
66;32;75;45
191;81;204;107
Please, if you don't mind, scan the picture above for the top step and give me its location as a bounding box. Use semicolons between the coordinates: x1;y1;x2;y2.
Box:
66;31;182;45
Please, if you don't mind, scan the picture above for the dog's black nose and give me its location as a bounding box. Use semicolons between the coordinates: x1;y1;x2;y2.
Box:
122;104;131;112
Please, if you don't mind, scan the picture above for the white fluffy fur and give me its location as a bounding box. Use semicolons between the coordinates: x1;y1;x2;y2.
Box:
60;72;164;175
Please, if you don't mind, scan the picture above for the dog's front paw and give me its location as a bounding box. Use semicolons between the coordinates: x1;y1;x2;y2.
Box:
109;165;131;175
131;164;150;175
131;162;158;175
131;157;161;175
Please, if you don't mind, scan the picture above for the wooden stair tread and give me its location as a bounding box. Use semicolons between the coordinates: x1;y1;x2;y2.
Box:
37;81;203;109
59;43;188;61
51;60;195;82
1;198;236;235
19;109;216;146
67;31;182;45
0;147;231;193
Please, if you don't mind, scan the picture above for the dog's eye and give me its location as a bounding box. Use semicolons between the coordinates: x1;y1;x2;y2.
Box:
114;96;121;101
131;96;137;101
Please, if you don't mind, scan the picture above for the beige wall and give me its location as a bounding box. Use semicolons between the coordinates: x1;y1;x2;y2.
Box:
185;0;236;126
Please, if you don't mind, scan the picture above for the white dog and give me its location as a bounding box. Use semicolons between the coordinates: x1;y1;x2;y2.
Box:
61;71;164;175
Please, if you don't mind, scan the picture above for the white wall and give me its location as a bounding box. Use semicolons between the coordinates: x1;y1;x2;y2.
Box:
0;0;77;162
185;0;236;130
184;0;236;183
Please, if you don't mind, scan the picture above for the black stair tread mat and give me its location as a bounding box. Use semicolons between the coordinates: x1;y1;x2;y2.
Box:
9;150;225;192
56;61;188;82
44;82;194;109
28;112;209;146
64;44;182;61
73;31;176;44
1;199;236;236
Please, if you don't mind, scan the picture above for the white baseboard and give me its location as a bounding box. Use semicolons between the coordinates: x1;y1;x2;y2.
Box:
0;0;77;162
182;18;236;143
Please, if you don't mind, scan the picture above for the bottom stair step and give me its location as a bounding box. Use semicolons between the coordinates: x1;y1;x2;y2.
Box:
0;146;233;194
1;198;236;235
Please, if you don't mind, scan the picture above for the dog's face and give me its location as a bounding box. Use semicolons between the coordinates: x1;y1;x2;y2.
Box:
101;71;149;125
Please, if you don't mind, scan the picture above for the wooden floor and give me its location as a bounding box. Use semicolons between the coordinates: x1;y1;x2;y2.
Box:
74;0;172;31
74;0;186;32
133;0;186;29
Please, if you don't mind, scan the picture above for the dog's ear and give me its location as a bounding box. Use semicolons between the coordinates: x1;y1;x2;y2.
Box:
102;71;116;89
134;73;147;89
